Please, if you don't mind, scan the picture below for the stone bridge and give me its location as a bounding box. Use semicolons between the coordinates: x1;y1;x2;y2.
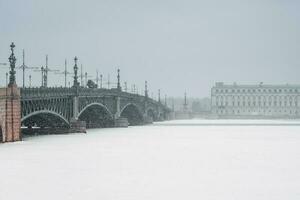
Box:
0;43;171;143
0;86;171;142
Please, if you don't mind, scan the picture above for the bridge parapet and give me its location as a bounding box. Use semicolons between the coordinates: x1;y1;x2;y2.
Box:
21;87;74;99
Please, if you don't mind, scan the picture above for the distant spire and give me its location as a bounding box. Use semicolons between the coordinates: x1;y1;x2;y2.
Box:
183;91;188;110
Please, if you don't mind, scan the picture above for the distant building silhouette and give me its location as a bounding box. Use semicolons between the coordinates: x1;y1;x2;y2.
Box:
211;82;300;118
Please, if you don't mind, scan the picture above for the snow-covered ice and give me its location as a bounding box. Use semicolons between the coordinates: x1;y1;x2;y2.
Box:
1;119;300;200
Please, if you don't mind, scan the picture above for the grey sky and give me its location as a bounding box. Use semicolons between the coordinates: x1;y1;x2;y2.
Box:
0;0;299;98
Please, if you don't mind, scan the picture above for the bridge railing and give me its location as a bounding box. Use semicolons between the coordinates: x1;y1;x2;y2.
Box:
20;87;171;111
20;87;74;99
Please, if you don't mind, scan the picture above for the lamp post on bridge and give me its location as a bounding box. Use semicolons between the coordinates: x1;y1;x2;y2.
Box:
84;72;92;88
100;74;103;88
73;57;80;88
165;94;167;106
117;68;121;91
158;89;161;103
124;81;127;92
145;81;148;98
29;75;32;87
8;42;17;86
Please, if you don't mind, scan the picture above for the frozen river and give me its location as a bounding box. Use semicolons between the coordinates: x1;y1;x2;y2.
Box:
1;119;300;200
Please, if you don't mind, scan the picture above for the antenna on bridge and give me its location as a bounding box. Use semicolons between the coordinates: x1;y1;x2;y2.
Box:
100;74;103;88
55;59;73;87
42;55;60;87
145;81;148;98
63;59;68;87
96;70;99;88
18;49;38;88
80;64;83;86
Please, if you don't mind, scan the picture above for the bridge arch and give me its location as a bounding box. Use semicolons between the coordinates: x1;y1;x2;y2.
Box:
78;103;114;128
21;110;70;128
78;103;113;119
146;108;157;121
120;103;144;125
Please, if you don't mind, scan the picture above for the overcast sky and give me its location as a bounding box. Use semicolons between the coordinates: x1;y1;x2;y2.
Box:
0;0;299;98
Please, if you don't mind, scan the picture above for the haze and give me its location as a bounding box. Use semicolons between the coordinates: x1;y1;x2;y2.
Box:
0;0;299;98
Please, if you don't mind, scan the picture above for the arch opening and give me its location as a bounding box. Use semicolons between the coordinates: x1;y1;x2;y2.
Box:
120;104;143;126
21;110;70;135
147;108;157;122
78;104;114;128
0;126;3;143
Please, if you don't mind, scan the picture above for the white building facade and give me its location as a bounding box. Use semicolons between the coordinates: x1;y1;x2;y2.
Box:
211;82;300;118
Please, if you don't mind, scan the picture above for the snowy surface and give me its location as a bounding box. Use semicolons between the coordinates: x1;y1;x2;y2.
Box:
1;119;300;200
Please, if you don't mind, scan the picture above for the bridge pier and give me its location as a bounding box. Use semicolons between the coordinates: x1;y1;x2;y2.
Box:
114;117;129;127
70;119;86;133
113;97;128;127
143;115;153;124
0;84;21;142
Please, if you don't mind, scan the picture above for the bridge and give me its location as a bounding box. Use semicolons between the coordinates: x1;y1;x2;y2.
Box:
0;43;171;143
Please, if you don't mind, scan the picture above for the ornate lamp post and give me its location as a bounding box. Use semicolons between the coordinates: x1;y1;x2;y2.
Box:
73;57;79;87
158;89;161;103
117;69;121;91
8;42;17;86
145;81;148;98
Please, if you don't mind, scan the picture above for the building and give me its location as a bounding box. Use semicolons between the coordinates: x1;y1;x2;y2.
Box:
211;82;300;118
